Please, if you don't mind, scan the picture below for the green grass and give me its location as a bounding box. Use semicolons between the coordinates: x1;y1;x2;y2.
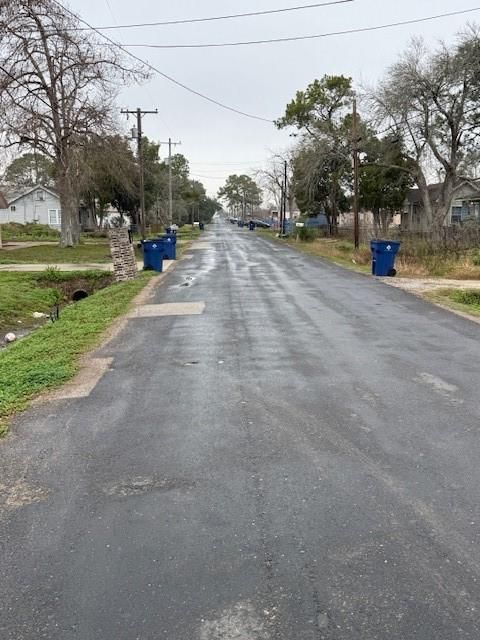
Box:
0;272;155;435
0;243;120;264
425;288;480;318
1;222;60;242
0;273;60;331
0;270;113;331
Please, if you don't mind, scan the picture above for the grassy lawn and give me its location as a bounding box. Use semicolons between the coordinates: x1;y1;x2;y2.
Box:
0;271;155;436
0;271;114;331
0;242;116;264
1;222;60;242
425;288;480;317
0;226;202;264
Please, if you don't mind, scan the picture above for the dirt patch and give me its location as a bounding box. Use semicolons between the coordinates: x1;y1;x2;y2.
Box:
381;277;480;294
0;480;49;511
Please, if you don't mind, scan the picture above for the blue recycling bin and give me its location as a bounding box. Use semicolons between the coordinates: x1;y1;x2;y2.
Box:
154;234;177;260
142;240;163;272
371;240;401;276
248;221;255;231
199;222;205;230
237;220;244;228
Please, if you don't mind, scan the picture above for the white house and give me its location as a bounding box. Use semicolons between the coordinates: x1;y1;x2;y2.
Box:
0;185;62;228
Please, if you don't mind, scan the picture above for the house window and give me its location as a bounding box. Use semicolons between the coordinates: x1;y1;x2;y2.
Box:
48;209;61;225
10;205;16;212
451;206;462;224
36;190;45;201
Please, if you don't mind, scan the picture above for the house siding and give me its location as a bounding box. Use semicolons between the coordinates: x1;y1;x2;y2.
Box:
0;188;61;227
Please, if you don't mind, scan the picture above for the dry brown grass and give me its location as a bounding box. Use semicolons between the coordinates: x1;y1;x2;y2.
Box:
258;229;480;279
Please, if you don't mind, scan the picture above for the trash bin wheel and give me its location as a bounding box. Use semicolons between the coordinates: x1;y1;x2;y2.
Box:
387;268;397;277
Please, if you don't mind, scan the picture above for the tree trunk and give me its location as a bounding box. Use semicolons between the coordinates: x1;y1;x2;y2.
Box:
380;209;392;235
372;207;381;236
57;172;81;247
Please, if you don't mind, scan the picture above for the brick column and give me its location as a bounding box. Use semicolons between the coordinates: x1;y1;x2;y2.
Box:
109;228;138;282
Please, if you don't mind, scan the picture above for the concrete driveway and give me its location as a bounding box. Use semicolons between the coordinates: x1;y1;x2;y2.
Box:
1;222;480;638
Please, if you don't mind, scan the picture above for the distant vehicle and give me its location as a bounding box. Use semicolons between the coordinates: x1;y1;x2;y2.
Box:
229;217;238;224
252;219;271;228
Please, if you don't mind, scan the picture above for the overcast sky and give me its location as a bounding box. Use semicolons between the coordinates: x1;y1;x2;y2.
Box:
68;0;480;196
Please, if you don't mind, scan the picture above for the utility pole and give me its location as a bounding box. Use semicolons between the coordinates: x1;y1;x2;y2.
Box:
283;159;288;235
121;108;158;239
352;98;360;249
159;138;181;226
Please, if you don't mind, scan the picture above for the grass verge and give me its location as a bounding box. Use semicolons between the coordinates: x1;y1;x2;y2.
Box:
0;242;120;264
0;271;155;436
0;270;113;331
256;229;480;279
256;230;371;274
425;288;480;318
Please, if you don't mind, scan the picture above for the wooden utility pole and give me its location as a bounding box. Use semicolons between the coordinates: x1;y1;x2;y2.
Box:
283;159;288;235
121;108;158;239
159;138;181;226
352;98;360;249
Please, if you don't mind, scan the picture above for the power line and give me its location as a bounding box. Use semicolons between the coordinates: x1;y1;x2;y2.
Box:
122;7;480;49
189;161;265;166
68;1;354;31
50;0;274;124
191;174;236;180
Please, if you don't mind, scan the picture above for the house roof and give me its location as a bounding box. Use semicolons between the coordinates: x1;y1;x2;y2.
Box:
6;184;58;206
406;179;480;205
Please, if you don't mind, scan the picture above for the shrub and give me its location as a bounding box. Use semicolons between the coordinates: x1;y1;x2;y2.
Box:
337;241;354;252
297;227;318;242
2;222;60;241
471;251;480;266
452;289;480;306
38;265;63;283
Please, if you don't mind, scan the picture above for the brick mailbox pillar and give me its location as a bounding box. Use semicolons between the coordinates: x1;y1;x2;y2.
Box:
109;228;138;282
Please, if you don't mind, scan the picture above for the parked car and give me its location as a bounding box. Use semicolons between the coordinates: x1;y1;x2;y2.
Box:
252;219;271;228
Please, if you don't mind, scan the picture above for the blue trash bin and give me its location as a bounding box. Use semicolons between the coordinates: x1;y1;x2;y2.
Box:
199;222;205;231
248;221;255;231
142;240;163;272
371;240;401;276
155;235;177;260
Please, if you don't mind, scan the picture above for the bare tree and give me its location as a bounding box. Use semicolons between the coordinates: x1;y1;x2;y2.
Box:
0;0;146;245
372;28;480;236
256;152;295;216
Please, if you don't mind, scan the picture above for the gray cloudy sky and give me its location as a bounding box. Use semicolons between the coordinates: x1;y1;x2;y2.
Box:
69;0;479;196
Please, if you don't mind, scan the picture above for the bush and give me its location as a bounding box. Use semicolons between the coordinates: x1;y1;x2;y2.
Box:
471;251;480;266
2;222;60;241
38;265;63;283
82;230;109;239
337;241;354;252
452;289;480;306
297;227;319;242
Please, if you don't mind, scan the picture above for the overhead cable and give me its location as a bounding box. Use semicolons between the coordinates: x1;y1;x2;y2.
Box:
123;8;480;49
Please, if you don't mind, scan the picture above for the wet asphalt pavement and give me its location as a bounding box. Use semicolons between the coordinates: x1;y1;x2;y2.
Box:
2;221;480;639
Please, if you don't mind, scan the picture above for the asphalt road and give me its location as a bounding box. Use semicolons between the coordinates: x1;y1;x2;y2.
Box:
2;222;480;639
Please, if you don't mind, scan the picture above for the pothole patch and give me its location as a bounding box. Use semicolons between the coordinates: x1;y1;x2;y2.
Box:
130;302;206;317
104;476;195;498
0;481;49;511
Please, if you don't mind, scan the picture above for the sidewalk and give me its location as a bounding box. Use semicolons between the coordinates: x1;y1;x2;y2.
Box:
0;260;174;273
